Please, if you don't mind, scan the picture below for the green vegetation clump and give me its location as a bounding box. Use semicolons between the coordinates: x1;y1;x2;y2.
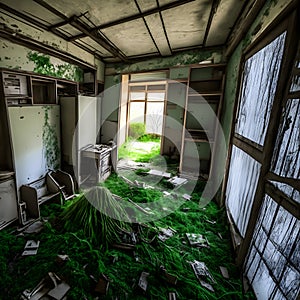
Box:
27;51;83;82
0;174;255;299
129;122;145;139
118;135;161;163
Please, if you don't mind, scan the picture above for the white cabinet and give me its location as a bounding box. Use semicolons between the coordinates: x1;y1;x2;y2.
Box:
0;178;18;229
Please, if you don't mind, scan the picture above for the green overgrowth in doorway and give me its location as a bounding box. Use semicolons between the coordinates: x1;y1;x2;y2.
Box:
118;134;161;163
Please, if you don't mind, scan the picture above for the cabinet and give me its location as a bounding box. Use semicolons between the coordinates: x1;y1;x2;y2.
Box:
0;68;79;228
0;178;18;229
180;64;225;179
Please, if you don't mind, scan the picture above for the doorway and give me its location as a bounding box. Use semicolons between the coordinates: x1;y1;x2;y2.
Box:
118;72;167;164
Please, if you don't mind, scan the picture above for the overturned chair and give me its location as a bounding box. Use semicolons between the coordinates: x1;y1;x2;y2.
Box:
20;170;75;224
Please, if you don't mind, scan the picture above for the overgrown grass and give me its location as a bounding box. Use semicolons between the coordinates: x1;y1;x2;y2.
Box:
118;135;161;163
0;174;255;299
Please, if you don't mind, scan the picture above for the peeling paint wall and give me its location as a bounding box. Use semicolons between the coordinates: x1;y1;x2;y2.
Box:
0;39;36;71
0;12;95;66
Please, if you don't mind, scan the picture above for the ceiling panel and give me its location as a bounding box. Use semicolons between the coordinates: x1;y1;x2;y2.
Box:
57;23;83;37
144;13;172;56
0;0;62;25
102;19;158;56
77;36;112;56
162;0;211;49
206;0;244;46
0;0;249;62
46;0;139;26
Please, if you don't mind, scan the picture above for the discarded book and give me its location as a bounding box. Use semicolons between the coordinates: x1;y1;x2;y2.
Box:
190;260;216;292
186;233;209;248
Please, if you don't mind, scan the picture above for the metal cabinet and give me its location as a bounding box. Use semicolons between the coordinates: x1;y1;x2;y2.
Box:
0;178;18;229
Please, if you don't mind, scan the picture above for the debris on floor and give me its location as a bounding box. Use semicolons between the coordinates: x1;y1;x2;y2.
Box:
190;260;216;292
22;220;45;234
186;233;209;248
0;173;255;299
168;292;177;300
160;265;178;285
138;271;149;293
94;274;110;296
148;169;171;178
182;193;192;201
158;227;177;242
219;266;230;279
21;272;70;300
168;176;188;187
22;240;40;256
55;254;69;265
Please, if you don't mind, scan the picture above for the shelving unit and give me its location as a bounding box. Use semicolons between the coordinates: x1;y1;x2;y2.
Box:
0;68;79;229
162;66;189;159
179;64;225;179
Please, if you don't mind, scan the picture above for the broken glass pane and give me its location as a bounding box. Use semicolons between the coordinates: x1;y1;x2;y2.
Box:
236;32;286;145
269;181;300;204
226;146;261;237
244;195;300;300
290;74;300;92
271;98;300;179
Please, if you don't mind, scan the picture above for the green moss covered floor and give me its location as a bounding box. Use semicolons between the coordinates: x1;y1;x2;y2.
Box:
0;174;254;299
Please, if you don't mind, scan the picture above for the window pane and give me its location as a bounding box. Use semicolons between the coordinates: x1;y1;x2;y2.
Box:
226;146;261;237
146;102;164;135
244;195;300;300
235;32;286;145
271;98;300;180
129;102;145;123
130;92;145;100
148;92;165;101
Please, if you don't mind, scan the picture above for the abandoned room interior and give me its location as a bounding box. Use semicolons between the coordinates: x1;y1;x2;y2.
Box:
0;0;299;299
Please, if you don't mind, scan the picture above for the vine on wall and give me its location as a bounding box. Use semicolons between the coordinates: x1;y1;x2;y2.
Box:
27;51;83;82
42;106;60;170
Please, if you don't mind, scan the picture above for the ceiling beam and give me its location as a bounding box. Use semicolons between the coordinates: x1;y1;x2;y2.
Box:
0;3;103;61
33;0;128;61
202;0;220;47
225;0;266;58
68;0;195;41
33;0;68;20
69;16;128;61
0;24;96;70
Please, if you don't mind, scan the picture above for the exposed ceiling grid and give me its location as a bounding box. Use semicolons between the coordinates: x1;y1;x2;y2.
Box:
0;0;249;63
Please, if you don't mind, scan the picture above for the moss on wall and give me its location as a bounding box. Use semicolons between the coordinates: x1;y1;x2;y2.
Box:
106;48;224;75
27;51;83;82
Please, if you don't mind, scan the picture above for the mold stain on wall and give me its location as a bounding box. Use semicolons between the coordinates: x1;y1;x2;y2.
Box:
42;106;60;170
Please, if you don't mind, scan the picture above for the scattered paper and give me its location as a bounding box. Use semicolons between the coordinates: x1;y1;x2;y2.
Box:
22;240;40;256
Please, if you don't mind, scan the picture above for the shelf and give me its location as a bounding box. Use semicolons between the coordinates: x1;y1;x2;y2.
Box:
6;97;33;106
32;78;56;104
184;138;214;143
